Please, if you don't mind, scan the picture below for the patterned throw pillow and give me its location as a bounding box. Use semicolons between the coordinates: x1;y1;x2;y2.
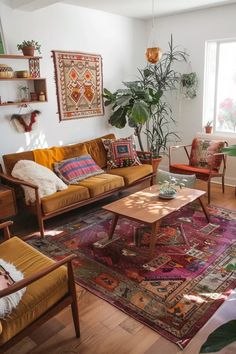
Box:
189;138;225;170
54;155;104;184
102;136;141;169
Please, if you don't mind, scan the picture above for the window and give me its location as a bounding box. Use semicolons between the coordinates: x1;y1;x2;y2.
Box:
203;39;236;134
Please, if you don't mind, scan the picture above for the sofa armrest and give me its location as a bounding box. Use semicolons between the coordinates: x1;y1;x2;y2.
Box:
0;254;77;298
0;172;38;190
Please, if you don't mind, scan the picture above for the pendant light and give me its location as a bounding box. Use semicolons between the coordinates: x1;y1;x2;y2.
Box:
146;0;162;64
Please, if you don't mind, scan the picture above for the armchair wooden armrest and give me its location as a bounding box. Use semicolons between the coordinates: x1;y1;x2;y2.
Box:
169;144;192;165
0;220;13;241
0;254;76;298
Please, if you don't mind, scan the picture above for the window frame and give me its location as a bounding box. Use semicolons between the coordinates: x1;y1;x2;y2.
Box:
203;38;236;136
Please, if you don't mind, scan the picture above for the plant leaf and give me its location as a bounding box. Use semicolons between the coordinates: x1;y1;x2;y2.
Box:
109;107;127;128
131;101;150;124
200;320;236;353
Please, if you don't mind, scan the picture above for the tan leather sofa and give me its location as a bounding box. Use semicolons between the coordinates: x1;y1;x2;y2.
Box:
1;134;154;237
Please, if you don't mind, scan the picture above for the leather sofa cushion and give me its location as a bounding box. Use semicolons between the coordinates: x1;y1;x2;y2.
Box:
3;134;115;173
78;173;124;197
0;237;68;345
108;164;153;186
33;144;88;170
41;185;90;214
85;133;115;168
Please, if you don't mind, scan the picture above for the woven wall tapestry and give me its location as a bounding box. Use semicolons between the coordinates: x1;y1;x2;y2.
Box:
52;50;104;121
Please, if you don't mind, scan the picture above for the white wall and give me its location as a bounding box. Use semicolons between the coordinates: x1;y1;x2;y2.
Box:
0;2;146;161
149;4;236;185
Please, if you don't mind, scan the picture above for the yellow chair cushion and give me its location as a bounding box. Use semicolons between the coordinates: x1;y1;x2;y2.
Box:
78;173;124;197
0;237;68;345
41;185;90;214
108;164;153;186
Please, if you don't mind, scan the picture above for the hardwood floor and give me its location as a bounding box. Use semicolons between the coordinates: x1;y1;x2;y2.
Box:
5;182;236;354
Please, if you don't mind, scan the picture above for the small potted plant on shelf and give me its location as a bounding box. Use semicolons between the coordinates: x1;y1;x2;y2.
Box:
204;120;213;134
17;40;41;57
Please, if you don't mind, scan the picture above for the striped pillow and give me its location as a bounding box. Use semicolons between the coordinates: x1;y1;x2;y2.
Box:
54;155;104;184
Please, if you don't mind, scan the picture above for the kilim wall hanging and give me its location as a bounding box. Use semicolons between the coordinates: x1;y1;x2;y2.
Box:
52;50;104;121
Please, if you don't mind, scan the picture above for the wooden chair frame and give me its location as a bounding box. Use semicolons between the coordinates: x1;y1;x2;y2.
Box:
169;142;228;204
0;171;155;238
0;221;80;352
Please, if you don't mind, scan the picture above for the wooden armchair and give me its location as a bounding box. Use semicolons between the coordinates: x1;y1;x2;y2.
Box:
0;221;80;352
169;138;228;204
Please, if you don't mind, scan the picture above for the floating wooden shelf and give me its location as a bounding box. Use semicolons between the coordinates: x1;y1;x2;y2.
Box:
0;54;42;59
0;100;47;107
0;56;47;107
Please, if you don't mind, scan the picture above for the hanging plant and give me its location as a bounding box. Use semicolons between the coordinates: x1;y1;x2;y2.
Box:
180;72;198;99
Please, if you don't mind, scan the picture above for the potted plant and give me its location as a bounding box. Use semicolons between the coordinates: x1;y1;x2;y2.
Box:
17;40;41;56
158;176;186;199
180;72;198;99
103;36;188;172
205;120;213;134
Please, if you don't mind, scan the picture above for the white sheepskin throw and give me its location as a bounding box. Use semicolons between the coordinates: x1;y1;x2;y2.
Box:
0;259;26;319
12;160;68;204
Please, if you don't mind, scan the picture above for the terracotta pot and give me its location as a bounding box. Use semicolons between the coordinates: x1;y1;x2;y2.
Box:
140;156;162;173
22;47;35;56
205;126;213;134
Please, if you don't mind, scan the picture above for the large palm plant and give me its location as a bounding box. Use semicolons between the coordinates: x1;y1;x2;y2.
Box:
103;35;188;156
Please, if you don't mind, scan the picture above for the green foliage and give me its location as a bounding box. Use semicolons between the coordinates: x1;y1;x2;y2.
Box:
200;320;236;353
17;40;41;54
180;72;198;99
200;263;236;353
103;35;188;155
205;120;213;127
222;145;236;157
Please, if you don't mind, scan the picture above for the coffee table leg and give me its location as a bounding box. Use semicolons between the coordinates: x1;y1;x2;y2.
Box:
108;214;119;240
198;197;210;222
149;221;161;258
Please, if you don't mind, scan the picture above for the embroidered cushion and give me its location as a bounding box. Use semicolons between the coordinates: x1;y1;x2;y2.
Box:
12;160;68;204
102;136;141;169
54;155;104;184
0;259;26;319
189;138;225;170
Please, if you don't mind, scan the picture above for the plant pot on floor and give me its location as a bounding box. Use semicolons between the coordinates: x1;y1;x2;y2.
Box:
139;154;162;173
22;47;35;56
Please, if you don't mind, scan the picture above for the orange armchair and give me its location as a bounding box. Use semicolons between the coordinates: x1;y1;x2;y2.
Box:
169;138;228;204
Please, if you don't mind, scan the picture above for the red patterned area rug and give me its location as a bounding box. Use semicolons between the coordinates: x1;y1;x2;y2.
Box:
28;204;236;349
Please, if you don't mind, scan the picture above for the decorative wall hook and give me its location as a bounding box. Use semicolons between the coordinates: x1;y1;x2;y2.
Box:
11;110;41;132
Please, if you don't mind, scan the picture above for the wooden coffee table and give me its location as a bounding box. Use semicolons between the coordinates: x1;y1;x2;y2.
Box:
103;185;210;258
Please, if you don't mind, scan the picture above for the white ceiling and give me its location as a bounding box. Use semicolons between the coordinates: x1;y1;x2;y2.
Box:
4;0;236;18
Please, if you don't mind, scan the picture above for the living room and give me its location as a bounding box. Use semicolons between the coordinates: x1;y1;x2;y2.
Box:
0;0;236;353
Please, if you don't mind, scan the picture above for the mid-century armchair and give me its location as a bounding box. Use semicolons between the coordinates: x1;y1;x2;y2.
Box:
0;221;80;352
169;138;228;204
